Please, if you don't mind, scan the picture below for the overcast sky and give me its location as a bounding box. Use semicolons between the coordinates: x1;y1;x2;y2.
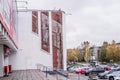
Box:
20;0;120;49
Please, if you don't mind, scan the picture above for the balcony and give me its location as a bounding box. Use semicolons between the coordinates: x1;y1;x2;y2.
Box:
0;23;17;52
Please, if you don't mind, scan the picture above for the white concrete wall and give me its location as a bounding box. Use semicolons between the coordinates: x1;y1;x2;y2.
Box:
10;11;53;70
0;45;4;77
9;11;66;70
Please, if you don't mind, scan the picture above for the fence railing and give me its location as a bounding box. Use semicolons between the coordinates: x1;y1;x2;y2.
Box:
36;64;69;80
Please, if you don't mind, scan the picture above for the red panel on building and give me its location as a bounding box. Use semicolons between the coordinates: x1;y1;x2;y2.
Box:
53;47;58;68
52;11;63;69
41;12;50;52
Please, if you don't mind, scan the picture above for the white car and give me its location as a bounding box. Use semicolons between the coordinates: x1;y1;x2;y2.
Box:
106;71;120;79
109;73;120;80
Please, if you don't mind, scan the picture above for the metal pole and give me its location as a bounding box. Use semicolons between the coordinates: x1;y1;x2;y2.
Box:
46;67;47;78
56;72;58;80
66;74;69;80
78;73;80;80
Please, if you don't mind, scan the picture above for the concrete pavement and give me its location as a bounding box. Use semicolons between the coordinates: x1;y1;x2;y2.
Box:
68;73;89;80
0;70;65;80
0;70;100;80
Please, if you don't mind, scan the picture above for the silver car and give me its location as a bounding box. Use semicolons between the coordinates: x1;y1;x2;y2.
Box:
106;71;120;79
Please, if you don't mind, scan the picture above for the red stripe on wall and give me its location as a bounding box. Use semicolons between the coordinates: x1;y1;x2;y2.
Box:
0;14;18;48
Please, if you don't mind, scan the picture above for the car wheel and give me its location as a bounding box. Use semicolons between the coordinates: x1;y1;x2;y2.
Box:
85;73;88;76
99;77;102;79
109;76;114;80
100;77;103;79
102;76;105;79
101;76;105;79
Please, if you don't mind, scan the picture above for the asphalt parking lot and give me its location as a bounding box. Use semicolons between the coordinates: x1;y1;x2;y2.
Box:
69;73;88;80
0;70;109;80
67;63;120;80
68;73;107;80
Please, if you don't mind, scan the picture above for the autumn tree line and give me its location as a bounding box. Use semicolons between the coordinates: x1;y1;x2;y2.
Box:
67;40;120;63
67;41;91;63
100;40;120;62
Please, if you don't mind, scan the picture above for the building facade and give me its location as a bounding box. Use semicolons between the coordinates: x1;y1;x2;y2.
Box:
0;1;67;77
13;10;66;70
90;46;101;61
0;0;18;77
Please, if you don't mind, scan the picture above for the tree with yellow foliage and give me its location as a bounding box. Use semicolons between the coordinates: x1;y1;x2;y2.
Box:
117;46;120;61
67;49;78;63
106;40;120;62
83;41;91;63
74;48;84;62
67;49;74;62
67;48;84;63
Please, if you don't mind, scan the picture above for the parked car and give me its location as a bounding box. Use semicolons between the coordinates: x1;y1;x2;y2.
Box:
110;74;120;80
105;66;117;71
67;65;74;71
85;66;105;76
68;66;81;72
107;71;120;80
105;66;113;71
98;71;110;79
75;67;90;74
105;64;119;71
101;62;107;65
98;69;115;79
98;67;120;79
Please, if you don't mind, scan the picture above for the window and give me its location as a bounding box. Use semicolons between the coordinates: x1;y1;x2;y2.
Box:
41;12;50;52
32;11;38;34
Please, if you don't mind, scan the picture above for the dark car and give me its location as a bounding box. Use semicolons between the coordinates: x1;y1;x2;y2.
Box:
98;67;120;79
85;67;105;76
67;65;74;71
101;62;107;65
